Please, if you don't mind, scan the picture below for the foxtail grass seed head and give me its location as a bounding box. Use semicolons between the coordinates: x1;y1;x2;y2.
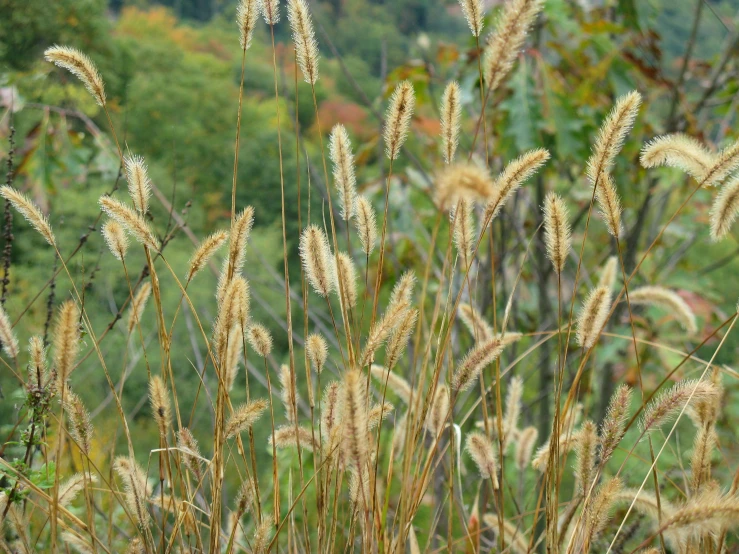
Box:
125;539;145;554
428;384;449;435
542;192;571;274
335;251;358;308
177;428;204;481
59;473;98;507
259;0;280;24
329;124;357;221
62;532;93;554
355;195;377;255
453;336;507;391
306;333;328;374
594;171;623;237
435;162;495;210
237;0;259;50
53;300;81;386
99;196;159;250
515;426;538;470
485;148;550;222
252;515;273;554
279;364;299;423
101;220;129;261
599;384;631;465
385;308;417;370
640;379;717;433
586;91;641;186
440;81;461;164
388;270;416;313
629;285;698;334
0;185;56;246
246;323;273;357
503;376;523;445
127;281;152;334
483;0;543;92
458;0;484;36
270;425;314;450
384;80;415;160
288;0;319;84
640;133;715;183
114;456;151;528
370;364;413;403
300;225;335;297
227;206;255;279
466;431;499;488
186;230;228;282
660;490;739;546
148;375;171;439
214;276;249;359
321;381;343;443
458;303;493;341
225;399;268;438
342;369;370;471
585;477;621;542
710;173;739;241
575;420;597;493
124;154;152;214
0;304;18;359
44;45;106;106
575;286;612;349
702;138;739;187
64;390;93;455
28;335;48;387
234;479;255;518
368;401;394;430
225;326;243;391
452;200;475;262
599;255;618;291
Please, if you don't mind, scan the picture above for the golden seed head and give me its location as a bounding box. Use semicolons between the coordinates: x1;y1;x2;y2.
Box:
288;0;319;84
629;285;698;335
710;173;739;241
124;154;152;215
63;389;93;455
440;81;462;164
247;323;273;357
279;364;299;423
586;91;642;186
187;230;229;282
384;81;415;161
334;251;358;309
44;45;106;106
466;431;499;488
113;456;151;528
237;0;260;50
484;148;550;222
542;192;571;274
575;286;612;349
355;196;377;255
458;0;484;36
483;0;543;92
598;256;618;291
0;185;56;246
0;303;19;359
451;199;476;262
640;133;715;184
260;0;280;24
127;281;152;334
329;124;357;221
300;224;335;297
53;300;81;386
225;399;268;438
102;220;129;261
306;333;328;374
99;195;159;250
149;375;171;440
